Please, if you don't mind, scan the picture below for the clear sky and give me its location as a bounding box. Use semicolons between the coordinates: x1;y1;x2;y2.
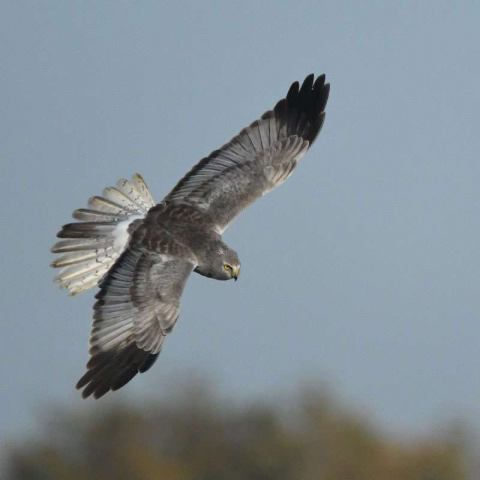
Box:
1;0;479;450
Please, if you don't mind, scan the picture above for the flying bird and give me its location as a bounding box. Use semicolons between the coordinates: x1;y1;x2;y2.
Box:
51;74;330;399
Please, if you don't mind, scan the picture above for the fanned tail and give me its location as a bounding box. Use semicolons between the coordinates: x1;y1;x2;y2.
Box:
51;174;155;296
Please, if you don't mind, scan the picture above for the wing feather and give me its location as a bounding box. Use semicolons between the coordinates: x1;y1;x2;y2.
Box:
163;74;329;231
76;247;195;399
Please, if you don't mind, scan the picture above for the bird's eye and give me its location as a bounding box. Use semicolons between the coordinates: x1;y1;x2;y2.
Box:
223;264;232;271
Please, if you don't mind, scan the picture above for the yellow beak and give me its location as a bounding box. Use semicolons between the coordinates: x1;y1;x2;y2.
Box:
233;265;240;281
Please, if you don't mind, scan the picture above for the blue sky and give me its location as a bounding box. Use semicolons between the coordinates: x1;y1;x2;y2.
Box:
1;0;479;449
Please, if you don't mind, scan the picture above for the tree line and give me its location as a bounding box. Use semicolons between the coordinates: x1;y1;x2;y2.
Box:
6;381;470;480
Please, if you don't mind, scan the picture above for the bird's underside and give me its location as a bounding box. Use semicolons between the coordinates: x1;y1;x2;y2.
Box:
51;73;330;398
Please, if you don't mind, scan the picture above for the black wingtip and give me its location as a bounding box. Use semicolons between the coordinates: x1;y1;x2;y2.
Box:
277;73;330;145
76;345;160;399
299;74;315;95
313;74;326;90
318;82;330;113
286;81;299;101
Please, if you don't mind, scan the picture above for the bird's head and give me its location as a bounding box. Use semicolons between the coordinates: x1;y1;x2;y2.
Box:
193;240;240;281
214;246;241;281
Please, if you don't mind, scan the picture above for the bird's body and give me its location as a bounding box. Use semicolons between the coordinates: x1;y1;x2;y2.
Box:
51;74;330;398
131;201;238;279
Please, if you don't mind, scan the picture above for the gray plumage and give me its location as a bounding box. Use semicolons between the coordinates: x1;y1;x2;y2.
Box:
51;74;330;398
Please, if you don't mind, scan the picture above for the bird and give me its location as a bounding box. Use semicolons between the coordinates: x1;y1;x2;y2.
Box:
51;74;330;399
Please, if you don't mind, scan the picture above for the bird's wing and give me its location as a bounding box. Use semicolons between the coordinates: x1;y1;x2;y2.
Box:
163;74;330;233
76;247;195;399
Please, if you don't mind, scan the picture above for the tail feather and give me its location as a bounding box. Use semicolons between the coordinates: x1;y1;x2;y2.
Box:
54;258;115;284
122;174;155;208
86;196;130;214
51;250;101;268
67;275;108;297
51;174;155;296
102;187;143;211
72;209;131;222
57;222;118;235
53;247;118;277
51;238;113;253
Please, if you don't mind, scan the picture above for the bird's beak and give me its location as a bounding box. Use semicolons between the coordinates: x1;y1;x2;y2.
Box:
233;265;240;281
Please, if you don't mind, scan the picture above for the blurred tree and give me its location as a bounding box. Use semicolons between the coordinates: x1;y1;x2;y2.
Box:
5;382;469;480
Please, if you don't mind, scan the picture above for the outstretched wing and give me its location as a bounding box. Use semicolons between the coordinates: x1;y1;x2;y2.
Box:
76;247;195;399
164;74;330;232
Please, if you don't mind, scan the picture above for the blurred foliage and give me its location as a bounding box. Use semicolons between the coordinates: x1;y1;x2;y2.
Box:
5;382;469;480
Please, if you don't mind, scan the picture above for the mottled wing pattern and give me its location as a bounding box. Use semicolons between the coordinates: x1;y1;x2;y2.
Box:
76;247;195;399
164;74;330;232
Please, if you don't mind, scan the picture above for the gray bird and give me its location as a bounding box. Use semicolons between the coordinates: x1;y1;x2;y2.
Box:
51;74;330;399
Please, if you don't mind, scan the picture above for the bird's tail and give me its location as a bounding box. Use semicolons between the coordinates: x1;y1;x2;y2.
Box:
51;174;155;296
